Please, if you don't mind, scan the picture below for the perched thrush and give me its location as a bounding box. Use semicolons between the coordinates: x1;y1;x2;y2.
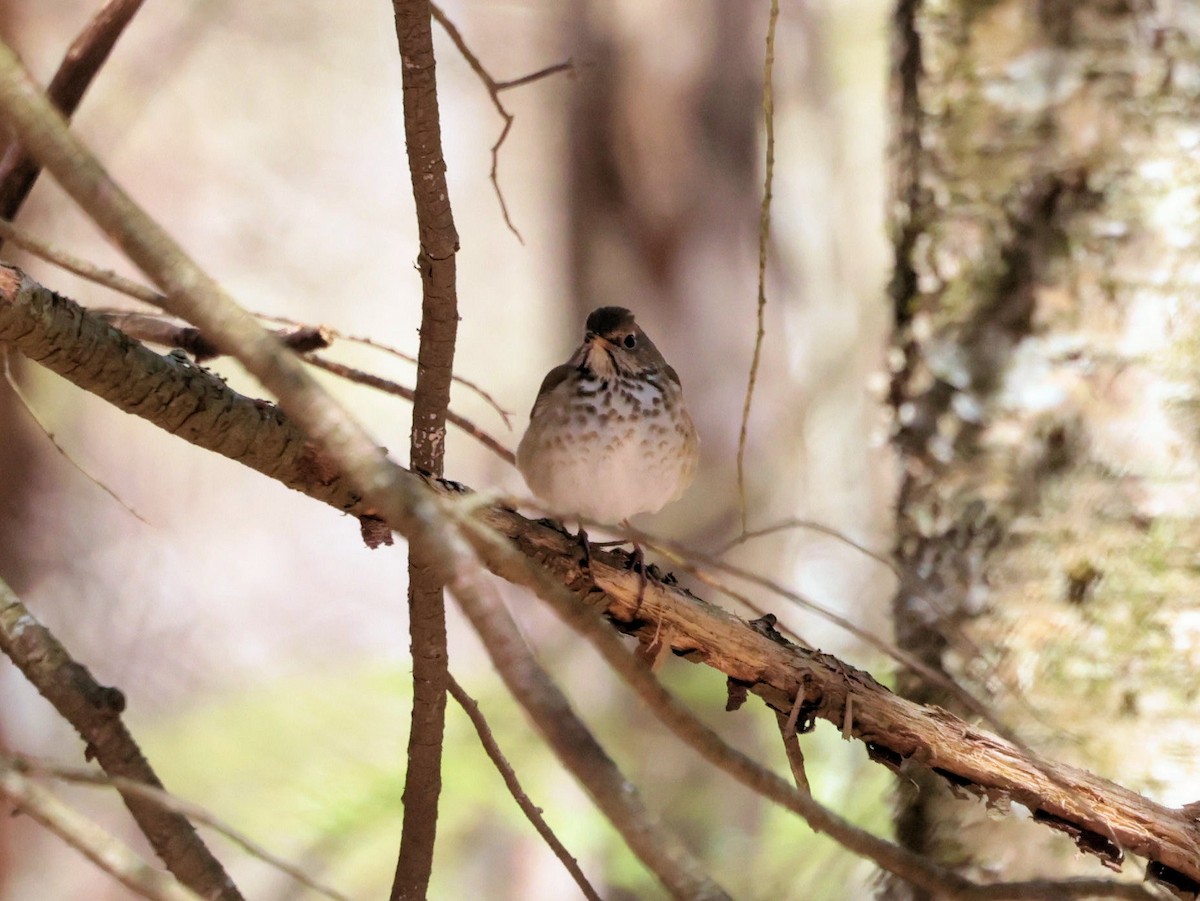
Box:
517;306;700;526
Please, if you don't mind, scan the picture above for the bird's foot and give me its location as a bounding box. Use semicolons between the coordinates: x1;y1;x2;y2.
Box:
625;542;648;612
576;526;592;575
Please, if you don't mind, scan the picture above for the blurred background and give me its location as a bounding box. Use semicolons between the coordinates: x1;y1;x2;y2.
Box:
0;0;895;897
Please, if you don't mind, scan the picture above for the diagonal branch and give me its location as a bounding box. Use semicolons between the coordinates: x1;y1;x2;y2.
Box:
0;0;146;231
430;1;572;243
448;677;605;901
10;755;349;901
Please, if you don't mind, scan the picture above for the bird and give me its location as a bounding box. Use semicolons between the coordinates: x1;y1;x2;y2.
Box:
516;306;700;535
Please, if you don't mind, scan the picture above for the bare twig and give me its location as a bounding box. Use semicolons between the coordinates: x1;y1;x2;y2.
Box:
10;755;350;901
429;1;572;243
775;710;811;794
715;515;901;579
300;327;511;428
0;215;513;427
495;60;573;92
0;578;243;900
2;346;151;523
0;0;146;232
0;759;202;901
447;676;601;901
735;0;779;534
97;310;331;361
305;355;515;465
0;216;163;303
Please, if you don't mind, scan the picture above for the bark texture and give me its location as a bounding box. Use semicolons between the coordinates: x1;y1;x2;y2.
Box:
889;0;1200;891
390;1;460;897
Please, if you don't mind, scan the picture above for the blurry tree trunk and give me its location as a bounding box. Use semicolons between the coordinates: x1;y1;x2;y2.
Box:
888;0;1200;892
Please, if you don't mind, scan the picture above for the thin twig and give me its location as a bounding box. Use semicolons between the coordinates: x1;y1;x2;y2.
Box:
2;347;151;524
0;759;203;901
775;710;811;794
0;216;163;303
447;570;732;899
291;319;516;427
447;676;602;901
257;314;511;429
495;60;573;92
716;516;901;579
429;1;573;243
306;355;516;465
0;214;513;427
736;0;779;533
0;0;146;232
10;755;350;901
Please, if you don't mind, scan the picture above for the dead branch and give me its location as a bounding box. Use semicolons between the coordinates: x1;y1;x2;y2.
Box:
305;355;515;465
1;269;1192;895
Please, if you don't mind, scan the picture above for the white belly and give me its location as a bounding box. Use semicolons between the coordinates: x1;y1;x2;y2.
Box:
517;377;698;524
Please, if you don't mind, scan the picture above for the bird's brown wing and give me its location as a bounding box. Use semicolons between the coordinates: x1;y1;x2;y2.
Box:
663;363;683;387
530;364;573;417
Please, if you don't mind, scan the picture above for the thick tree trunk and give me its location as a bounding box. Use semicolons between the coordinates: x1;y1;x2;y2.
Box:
888;0;1200;892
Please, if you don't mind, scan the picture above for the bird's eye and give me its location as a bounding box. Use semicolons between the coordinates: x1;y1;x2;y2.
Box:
623;334;637;349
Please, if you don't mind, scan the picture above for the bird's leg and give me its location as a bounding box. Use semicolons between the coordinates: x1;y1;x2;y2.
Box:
575;524;592;574
621;520;648;612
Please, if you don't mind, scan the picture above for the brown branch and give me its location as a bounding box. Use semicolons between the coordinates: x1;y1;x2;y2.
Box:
0;577;243;900
430;1;573;243
0;758;202;901
447;676;602;901
0;0;146;231
389;2;461;897
446;514;1157;901
0;269;1194;895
